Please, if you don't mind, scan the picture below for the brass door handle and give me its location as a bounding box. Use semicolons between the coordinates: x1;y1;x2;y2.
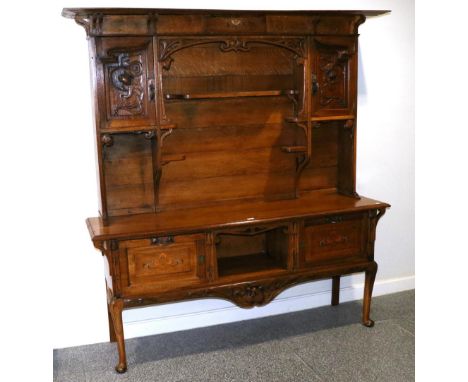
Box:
149;80;155;101
312;74;319;95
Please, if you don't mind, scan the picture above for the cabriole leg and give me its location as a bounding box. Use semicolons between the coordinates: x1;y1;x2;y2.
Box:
109;298;127;373
107;305;117;342
362;262;378;327
331;276;340;306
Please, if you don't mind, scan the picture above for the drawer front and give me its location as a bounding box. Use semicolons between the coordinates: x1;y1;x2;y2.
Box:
300;214;367;266
120;234;206;294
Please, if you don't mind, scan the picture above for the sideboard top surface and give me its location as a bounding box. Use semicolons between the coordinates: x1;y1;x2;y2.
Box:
87;189;390;242
62;8;390;18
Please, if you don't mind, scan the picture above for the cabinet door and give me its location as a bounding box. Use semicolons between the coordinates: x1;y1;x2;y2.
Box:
310;37;357;117
118;234;207;295
97;37;156;130
299;213;368;267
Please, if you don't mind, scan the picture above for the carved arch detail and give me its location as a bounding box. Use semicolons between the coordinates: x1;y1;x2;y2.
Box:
159;38;306;70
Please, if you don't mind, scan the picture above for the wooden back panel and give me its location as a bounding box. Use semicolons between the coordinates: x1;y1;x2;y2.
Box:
77;11;365;218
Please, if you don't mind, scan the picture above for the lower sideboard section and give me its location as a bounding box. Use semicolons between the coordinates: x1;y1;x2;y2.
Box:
97;207;387;373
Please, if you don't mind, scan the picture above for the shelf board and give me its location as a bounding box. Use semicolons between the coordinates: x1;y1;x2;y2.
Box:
285;115;355;124
311;115;355;122
165;89;297;101
99;124;177;134
218;253;286;278
86;189;390;241
281;146;307;153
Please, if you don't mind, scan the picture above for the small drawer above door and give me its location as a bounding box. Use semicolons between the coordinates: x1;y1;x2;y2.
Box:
119;234;207;295
299;213;368;267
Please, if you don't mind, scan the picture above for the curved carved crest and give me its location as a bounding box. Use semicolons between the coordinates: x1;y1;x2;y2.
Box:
159;38;305;70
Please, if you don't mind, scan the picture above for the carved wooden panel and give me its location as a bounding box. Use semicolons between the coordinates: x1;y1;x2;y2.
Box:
97;37;156;130
299;214;367;266
120;234;206;294
311;37;357;117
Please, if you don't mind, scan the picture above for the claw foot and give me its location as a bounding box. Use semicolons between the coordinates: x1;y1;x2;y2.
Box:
362;319;375;327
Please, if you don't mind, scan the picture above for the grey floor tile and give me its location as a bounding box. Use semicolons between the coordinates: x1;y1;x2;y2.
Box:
371;290;415;322
150;341;320;382
82;341;321;382
54;370;87;382
286;321;414;382
393;317;415;336
54;290;415;382
84;364;155;382
53;348;86;382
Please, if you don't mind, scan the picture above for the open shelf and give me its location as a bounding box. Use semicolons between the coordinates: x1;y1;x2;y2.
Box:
215;225;289;277
218;253;286;277
165;89;298;100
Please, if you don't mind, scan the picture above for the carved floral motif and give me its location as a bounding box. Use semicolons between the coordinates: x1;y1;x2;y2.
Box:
102;49;146;117
142;252;183;270
314;40;351;108
218;279;293;308
319;232;349;247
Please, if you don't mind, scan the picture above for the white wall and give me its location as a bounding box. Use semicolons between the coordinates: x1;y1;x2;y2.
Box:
0;0;414;351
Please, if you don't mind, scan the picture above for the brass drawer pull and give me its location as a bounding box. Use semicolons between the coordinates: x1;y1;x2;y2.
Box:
151;236;174;245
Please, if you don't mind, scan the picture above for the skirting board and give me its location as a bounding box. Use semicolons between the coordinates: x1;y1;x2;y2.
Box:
122;274;415;339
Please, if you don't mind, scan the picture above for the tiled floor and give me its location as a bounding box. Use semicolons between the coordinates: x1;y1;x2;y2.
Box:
53;290;415;382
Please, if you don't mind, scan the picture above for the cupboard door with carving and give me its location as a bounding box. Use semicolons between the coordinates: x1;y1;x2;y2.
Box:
96;37;156;130
118;234;207;296
310;37;357;117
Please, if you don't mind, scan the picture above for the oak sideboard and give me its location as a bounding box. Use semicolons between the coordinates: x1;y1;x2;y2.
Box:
62;7;390;373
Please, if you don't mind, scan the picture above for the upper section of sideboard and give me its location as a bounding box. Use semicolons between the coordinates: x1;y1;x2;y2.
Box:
62;9;390;37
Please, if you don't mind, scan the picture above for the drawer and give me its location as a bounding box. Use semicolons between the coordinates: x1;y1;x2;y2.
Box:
119;234;207;294
299;214;367;266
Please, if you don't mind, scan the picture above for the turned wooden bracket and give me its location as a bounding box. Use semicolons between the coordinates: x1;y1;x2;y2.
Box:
74;13;103;36
92;240;106;253
367;208;388;260
282;120;312;198
142;125;184;212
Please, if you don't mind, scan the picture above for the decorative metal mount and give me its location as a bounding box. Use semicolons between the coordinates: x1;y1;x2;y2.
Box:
101;134;114;147
344;119;355;139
